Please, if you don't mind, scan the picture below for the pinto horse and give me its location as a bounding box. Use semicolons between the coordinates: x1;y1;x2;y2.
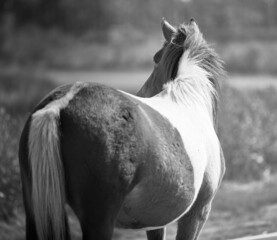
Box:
19;19;225;240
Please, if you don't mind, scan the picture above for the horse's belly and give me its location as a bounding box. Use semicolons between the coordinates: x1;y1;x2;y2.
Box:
115;176;195;229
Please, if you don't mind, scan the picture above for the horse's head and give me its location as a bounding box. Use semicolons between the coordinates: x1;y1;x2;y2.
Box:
137;18;224;100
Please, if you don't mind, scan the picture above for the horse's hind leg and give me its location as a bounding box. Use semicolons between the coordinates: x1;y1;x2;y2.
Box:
76;194;122;240
176;201;211;240
80;214;114;240
176;182;214;240
66;165;124;240
146;228;166;240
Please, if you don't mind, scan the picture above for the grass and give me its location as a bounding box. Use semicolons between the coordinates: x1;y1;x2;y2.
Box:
218;83;277;181
202;177;277;239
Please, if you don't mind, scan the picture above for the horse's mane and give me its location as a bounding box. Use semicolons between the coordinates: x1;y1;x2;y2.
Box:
161;21;225;125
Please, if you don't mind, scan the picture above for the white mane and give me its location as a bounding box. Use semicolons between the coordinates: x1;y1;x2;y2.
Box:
162;50;217;119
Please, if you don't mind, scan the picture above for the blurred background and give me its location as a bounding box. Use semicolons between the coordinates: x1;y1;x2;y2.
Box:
0;0;277;239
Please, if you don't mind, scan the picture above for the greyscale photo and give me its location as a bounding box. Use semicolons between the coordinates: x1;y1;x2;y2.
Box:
0;1;277;240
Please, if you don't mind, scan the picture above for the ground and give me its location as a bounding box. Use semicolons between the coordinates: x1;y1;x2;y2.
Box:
1;177;276;240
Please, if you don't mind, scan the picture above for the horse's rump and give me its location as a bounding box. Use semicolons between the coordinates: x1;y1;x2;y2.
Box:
23;82;196;233
59;83;195;229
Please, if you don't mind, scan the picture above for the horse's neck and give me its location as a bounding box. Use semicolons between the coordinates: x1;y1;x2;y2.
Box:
157;49;216;122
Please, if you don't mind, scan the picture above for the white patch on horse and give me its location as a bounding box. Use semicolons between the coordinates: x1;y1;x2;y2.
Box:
33;83;84;117
119;49;221;221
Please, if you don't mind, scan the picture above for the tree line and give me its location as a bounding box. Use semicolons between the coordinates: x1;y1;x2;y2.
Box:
1;0;277;39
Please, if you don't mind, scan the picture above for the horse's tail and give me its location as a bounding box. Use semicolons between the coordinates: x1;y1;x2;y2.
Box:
28;106;66;240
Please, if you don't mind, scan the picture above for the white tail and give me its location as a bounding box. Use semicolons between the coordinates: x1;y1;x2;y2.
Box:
28;107;65;240
28;82;85;240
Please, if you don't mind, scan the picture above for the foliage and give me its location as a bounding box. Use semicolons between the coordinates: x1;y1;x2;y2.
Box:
2;0;277;73
1;24;277;74
1;21;277;74
0;72;56;221
2;0;277;39
219;41;277;74
0;109;22;221
219;83;277;181
0;71;56;116
0;26;70;68
0;0;113;33
0;26;159;70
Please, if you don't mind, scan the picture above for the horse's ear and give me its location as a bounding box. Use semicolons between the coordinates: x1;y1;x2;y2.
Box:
161;18;176;42
190;18;200;34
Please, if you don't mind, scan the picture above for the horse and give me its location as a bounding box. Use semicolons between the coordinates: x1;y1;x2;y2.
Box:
19;18;225;240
